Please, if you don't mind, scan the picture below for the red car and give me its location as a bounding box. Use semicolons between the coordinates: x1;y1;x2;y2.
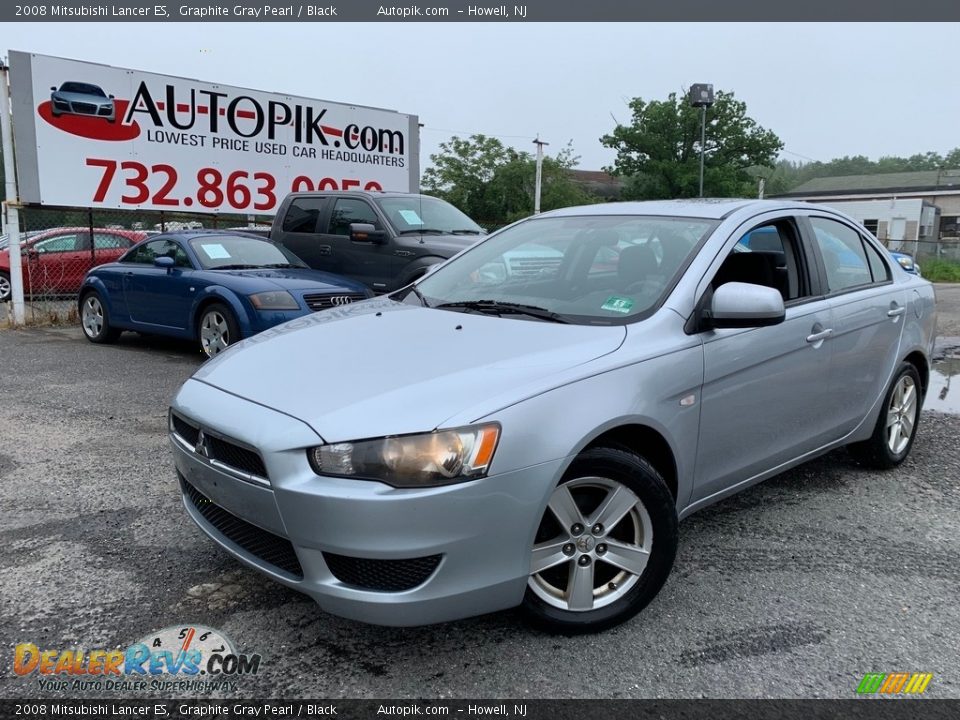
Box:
0;227;147;302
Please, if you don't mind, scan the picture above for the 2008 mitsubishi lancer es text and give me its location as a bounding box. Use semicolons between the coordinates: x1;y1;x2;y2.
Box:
169;199;936;634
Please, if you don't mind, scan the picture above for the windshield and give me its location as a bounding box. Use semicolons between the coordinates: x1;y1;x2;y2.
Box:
375;196;483;235
60;82;106;96
189;236;307;270
414;214;716;324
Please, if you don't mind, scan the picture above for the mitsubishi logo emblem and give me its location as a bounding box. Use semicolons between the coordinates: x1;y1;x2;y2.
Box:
195;430;210;458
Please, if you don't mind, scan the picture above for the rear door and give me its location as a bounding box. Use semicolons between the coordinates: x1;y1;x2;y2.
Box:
802;214;907;436
693;214;837;503
273;196;330;271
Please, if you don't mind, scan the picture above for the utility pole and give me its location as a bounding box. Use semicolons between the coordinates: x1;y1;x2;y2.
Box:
532;136;549;214
0;59;25;325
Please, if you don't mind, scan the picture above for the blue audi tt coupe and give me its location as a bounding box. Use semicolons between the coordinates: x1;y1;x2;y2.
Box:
78;231;372;357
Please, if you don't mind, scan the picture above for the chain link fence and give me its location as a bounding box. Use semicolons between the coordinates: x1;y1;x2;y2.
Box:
1;205;272;325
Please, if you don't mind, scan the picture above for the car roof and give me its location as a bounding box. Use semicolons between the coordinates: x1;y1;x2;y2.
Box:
537;198;833;221
284;190;432;200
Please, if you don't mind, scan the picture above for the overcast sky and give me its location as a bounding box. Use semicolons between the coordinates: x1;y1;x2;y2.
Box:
4;23;959;173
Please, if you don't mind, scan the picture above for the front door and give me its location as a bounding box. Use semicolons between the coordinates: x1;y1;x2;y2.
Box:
693;215;837;503
319;197;397;291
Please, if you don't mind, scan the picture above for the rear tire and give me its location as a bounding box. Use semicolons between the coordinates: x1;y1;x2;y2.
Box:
198;303;240;358
521;447;678;635
848;362;922;469
80;290;121;344
0;271;10;303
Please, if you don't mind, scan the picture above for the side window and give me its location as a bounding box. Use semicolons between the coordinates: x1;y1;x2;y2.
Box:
125;239;187;266
810;217;872;293
93;233;130;249
864;239;891;283
712;220;807;303
328;199;380;236
282;198;325;233
34;234;79;254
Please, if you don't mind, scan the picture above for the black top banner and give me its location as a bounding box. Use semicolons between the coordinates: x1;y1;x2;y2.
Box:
2;0;960;22
2;699;960;720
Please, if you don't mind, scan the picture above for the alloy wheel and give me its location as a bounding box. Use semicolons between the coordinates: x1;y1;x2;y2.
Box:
887;374;918;455
0;275;10;302
200;310;231;357
529;477;653;612
81;295;104;338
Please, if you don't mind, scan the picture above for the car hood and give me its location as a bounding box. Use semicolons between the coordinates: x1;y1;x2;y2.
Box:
192;298;626;442
201;268;368;294
397;234;481;255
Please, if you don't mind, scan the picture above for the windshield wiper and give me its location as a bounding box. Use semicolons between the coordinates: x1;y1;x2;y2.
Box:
433;300;569;323
397;228;446;235
450;229;484;235
213;264;259;270
261;263;304;269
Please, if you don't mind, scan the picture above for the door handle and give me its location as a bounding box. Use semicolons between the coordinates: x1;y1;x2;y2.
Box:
887;306;906;318
318;245;331;256
806;328;833;343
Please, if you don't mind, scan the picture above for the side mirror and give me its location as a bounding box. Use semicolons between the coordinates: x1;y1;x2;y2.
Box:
154;256;175;271
109;94;115;99
50;86;57;91
350;223;388;244
709;282;785;329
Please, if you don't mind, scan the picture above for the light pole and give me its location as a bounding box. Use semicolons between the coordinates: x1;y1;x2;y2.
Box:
532;136;549;214
688;84;714;198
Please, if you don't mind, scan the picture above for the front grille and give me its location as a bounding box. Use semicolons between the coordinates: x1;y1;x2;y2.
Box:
73;102;97;115
323;552;441;592
171;412;268;480
97;106;112;116
171;413;200;446
181;476;303;578
303;293;365;312
205;435;268;478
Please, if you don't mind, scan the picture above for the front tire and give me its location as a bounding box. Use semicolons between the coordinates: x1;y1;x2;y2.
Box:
848;362;922;469
80;291;121;344
522;447;678;634
198;303;240;358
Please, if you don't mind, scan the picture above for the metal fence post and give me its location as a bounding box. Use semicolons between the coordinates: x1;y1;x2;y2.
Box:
0;60;25;325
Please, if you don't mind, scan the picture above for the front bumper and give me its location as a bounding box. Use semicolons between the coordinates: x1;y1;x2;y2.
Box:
171;379;562;626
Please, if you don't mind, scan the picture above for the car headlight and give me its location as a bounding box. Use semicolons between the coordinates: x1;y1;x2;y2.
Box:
896;256;915;271
249;290;299;310
308;424;500;487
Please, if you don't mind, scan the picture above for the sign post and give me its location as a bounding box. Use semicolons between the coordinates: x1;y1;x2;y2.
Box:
0;59;25;325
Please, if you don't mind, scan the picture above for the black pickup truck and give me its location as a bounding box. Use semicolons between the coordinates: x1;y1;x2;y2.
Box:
270;191;486;292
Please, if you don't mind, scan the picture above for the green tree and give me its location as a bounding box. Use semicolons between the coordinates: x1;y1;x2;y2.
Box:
600;90;783;199
422;135;599;228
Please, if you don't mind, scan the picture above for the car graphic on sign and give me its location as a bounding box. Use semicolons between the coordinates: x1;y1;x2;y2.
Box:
50;81;116;122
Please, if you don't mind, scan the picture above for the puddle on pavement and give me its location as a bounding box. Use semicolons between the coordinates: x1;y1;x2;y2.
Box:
928;347;960;415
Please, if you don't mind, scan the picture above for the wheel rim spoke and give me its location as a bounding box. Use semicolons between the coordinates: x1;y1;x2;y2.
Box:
530;539;571;574
566;560;595;611
601;539;651;576
589;484;637;531
547;484;584;529
886;410;898;429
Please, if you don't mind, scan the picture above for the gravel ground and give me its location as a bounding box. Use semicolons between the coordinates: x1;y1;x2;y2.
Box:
0;324;958;700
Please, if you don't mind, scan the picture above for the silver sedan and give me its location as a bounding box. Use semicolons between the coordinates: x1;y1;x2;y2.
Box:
169;199;936;633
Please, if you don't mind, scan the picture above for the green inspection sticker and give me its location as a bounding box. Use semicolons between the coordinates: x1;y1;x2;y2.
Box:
601;296;635;314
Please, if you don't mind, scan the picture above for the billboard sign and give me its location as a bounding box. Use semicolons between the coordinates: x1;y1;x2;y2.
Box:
8;51;419;215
